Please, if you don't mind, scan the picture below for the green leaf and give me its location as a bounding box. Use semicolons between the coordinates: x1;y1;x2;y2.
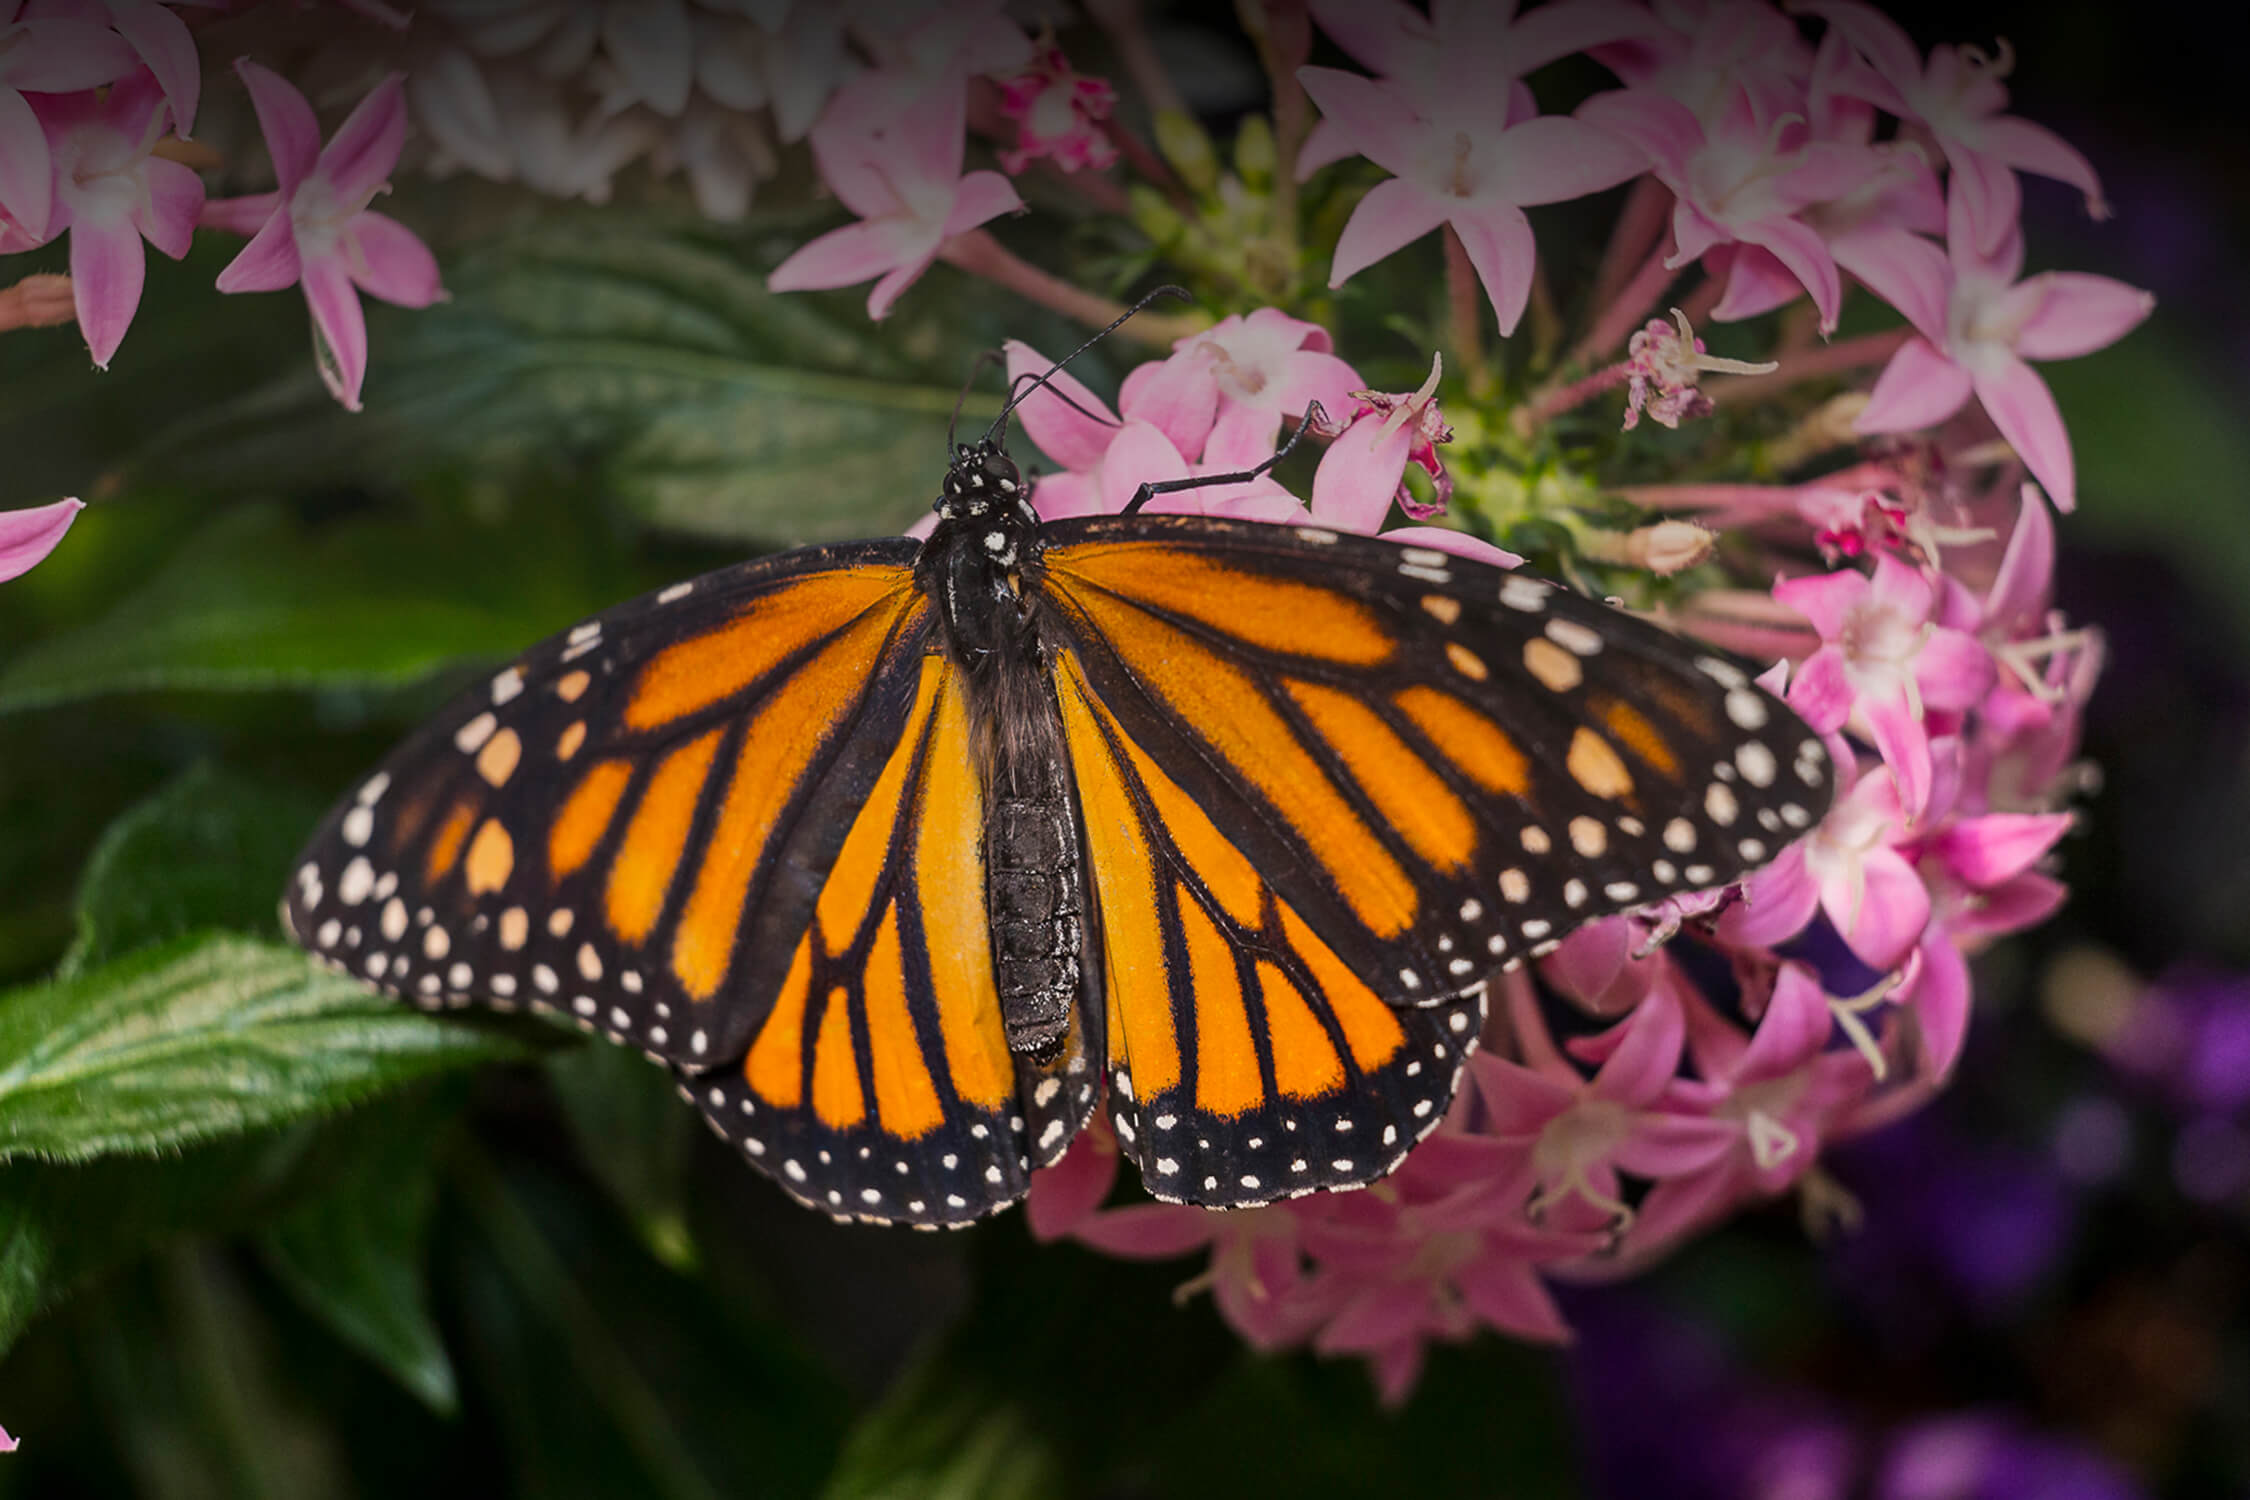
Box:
821;1359;1060;1500
0;501;604;713
0;933;536;1164
258;1084;464;1414
63;762;322;975
547;1042;700;1271
0;1130;311;1355
447;1148;850;1500
126;221;1086;548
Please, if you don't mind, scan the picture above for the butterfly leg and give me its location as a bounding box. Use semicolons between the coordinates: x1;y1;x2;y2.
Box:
1121;401;1334;515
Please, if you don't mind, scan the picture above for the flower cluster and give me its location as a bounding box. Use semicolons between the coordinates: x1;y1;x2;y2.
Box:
0;0;2153;1407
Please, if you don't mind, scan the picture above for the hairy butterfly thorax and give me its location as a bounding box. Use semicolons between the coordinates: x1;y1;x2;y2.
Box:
916;438;1086;1065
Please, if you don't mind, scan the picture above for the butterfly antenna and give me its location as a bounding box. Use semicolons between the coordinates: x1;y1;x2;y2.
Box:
950;348;1007;451
983;284;1191;445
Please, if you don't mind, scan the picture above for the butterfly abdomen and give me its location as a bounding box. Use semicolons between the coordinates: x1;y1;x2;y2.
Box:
987;785;1083;1065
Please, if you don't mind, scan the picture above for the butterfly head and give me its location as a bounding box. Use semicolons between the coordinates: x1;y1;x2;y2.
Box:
936;439;1033;526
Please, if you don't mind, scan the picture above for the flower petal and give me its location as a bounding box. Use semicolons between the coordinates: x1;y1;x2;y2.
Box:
1858;684;1934;818
1069;1203;1216;1258
318;74;409;205
1772;565;1869;640
1855;336;1973;434
767;217;918;292
1721;845;1820;948
1906;931;1970;1076
1309;410;1409;533
69;216;145;368
1450;199;1538;336
0;496;82;582
1974;114;2107;219
1295;66;1427;182
236;59;321;193
1983;482;2052;628
213;207;301;293
1373;526;1523;568
1931;811;2072;888
939;169;1021;238
1832;846;1929;968
1025;1132;1118;1241
1784;646;1854;732
1455;1255;1572;1343
1;19;139;92
302;254;370;410
1591;983;1684;1106
343;211;444;307
134;156;203;259
2011;272;2154;362
864;254;934;320
1740;964;1835;1081
1838;226;1949;343
1096;420;1193;516
1118;349;1217;461
1970;354;2075;512
1913;626;1994;714
0;86;53;239
1004;338;1120;472
1484;114;1646;205
1326;176;1450;288
106;0;200;136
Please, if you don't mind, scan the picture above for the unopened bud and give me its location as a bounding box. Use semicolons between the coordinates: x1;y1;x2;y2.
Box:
1233;113;1275;188
1153;109;1218;194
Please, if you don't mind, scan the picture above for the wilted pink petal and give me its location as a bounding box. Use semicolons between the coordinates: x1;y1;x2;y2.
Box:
0;496;83;581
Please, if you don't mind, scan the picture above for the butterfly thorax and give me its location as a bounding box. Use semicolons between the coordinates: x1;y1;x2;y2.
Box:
916;439;1085;1066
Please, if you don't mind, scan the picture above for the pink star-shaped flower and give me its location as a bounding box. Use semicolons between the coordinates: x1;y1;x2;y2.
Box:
37;66;203;369
1578;82;1883;333
768;75;1022;319
1721;753;1931;968
206;64;445;412
0;0;140;241
1852;185;2153;513
1799;0;2107;252
1775;551;1995;817
1299;33;1645;336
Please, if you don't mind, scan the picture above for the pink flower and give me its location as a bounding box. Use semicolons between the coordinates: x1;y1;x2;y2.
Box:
1471;978;1704;1235
1307;353;1452;527
0;0;140;240
994;40;1116;175
1623;965;1878;1255
1587;0;1812;126
768;75;1021;319
1169;308;1363;466
1799;0;2107;251
1578;84;1883;333
1622;307;1776;429
36;67;202;369
0;496;82;581
1901;799;2071;1075
206;65;444;412
1853;185;2153;513
0;1419;13;1451
1298;0;1658;177
1721;754;1930;969
1776;551;1995;817
1299;45;1645;335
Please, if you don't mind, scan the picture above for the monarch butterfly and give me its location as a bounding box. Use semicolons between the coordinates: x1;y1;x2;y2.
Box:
282;329;1832;1230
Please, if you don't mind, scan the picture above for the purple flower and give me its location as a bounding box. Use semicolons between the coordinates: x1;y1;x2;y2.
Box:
1853;186;2153;512
205;64;444;412
767;75;1021;320
36;66;202;368
0;496;81;581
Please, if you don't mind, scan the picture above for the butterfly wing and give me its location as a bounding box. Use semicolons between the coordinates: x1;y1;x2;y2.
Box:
1055;652;1485;1205
285;540;933;1063
690;655;1104;1226
1034;514;1830;1203
284;540;1095;1227
1036;514;1832;999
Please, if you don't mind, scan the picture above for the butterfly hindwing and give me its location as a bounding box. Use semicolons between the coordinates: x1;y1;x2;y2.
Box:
689;656;1088;1226
1036;514;1833;1009
1055;653;1484;1206
283;540;933;1071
